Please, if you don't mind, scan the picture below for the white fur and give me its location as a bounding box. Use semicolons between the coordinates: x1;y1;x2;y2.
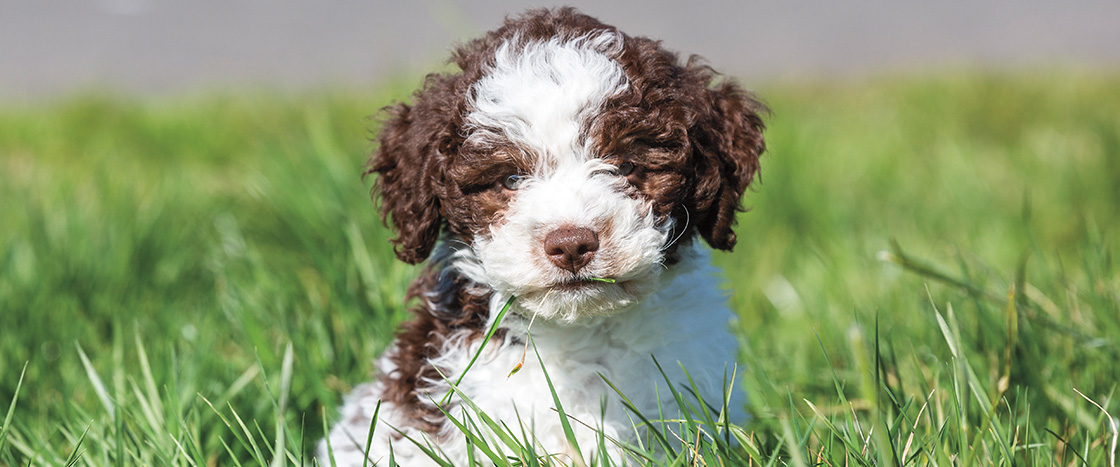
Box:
321;32;746;466
463;31;662;322
321;245;744;466
464;31;628;166
471;158;668;322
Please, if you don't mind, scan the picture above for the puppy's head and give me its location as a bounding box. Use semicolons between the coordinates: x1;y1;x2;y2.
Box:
370;8;766;321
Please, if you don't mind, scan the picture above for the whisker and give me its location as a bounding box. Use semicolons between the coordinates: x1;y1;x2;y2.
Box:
446;238;472;249
661;206;690;250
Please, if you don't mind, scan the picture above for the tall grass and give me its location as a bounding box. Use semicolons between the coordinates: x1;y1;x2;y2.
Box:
1;71;1117;465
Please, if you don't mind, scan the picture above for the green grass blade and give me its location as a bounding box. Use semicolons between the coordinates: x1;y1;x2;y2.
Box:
429;406;507;464
441;295;516;405
532;341;584;465
600;374;676;458
228;402;267;464
76;344;116;421
62;421;93;467
269;342;294;467
390;428;455;467
0;362;26;456
321;410;338;467
361;399;382;467
217;435;248;467
430;374;523;461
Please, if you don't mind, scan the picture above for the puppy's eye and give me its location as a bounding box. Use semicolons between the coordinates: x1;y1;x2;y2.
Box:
616;161;636;177
501;174;527;191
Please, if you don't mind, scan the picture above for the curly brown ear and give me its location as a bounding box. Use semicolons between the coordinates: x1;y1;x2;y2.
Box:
689;74;767;251
368;99;446;264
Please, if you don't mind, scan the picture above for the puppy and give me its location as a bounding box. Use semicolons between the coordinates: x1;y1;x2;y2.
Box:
321;8;766;466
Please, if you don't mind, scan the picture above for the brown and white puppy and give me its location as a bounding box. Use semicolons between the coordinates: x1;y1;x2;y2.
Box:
321;8;766;466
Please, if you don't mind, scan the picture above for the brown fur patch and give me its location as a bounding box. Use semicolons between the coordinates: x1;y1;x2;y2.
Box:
369;7;765;265
378;266;496;434
364;6;767;440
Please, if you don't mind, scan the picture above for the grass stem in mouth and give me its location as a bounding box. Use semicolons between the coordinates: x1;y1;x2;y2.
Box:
588;277;616;283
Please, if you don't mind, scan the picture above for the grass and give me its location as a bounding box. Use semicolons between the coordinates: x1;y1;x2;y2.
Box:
1;70;1118;465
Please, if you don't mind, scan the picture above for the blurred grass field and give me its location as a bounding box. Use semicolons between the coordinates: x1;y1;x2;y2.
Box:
1;71;1118;465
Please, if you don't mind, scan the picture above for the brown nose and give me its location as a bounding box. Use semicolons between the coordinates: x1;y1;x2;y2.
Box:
543;226;599;273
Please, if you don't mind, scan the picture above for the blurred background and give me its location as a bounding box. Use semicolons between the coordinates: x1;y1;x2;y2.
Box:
3;0;1120;98
3;2;1120;465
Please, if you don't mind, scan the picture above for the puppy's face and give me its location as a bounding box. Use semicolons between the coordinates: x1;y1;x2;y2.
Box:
371;10;765;321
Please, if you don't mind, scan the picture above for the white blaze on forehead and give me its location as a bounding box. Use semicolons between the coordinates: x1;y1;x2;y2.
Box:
465;32;628;168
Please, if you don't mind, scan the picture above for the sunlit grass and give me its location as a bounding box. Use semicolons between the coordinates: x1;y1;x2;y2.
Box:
1;71;1118;465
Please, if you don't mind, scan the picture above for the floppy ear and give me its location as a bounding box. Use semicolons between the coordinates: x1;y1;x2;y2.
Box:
688;75;767;251
368;93;450;264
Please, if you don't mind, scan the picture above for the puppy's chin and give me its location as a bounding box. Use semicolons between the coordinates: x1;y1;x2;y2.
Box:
508;269;662;323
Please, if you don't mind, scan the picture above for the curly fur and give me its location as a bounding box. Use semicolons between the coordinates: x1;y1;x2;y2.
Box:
321;8;766;466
